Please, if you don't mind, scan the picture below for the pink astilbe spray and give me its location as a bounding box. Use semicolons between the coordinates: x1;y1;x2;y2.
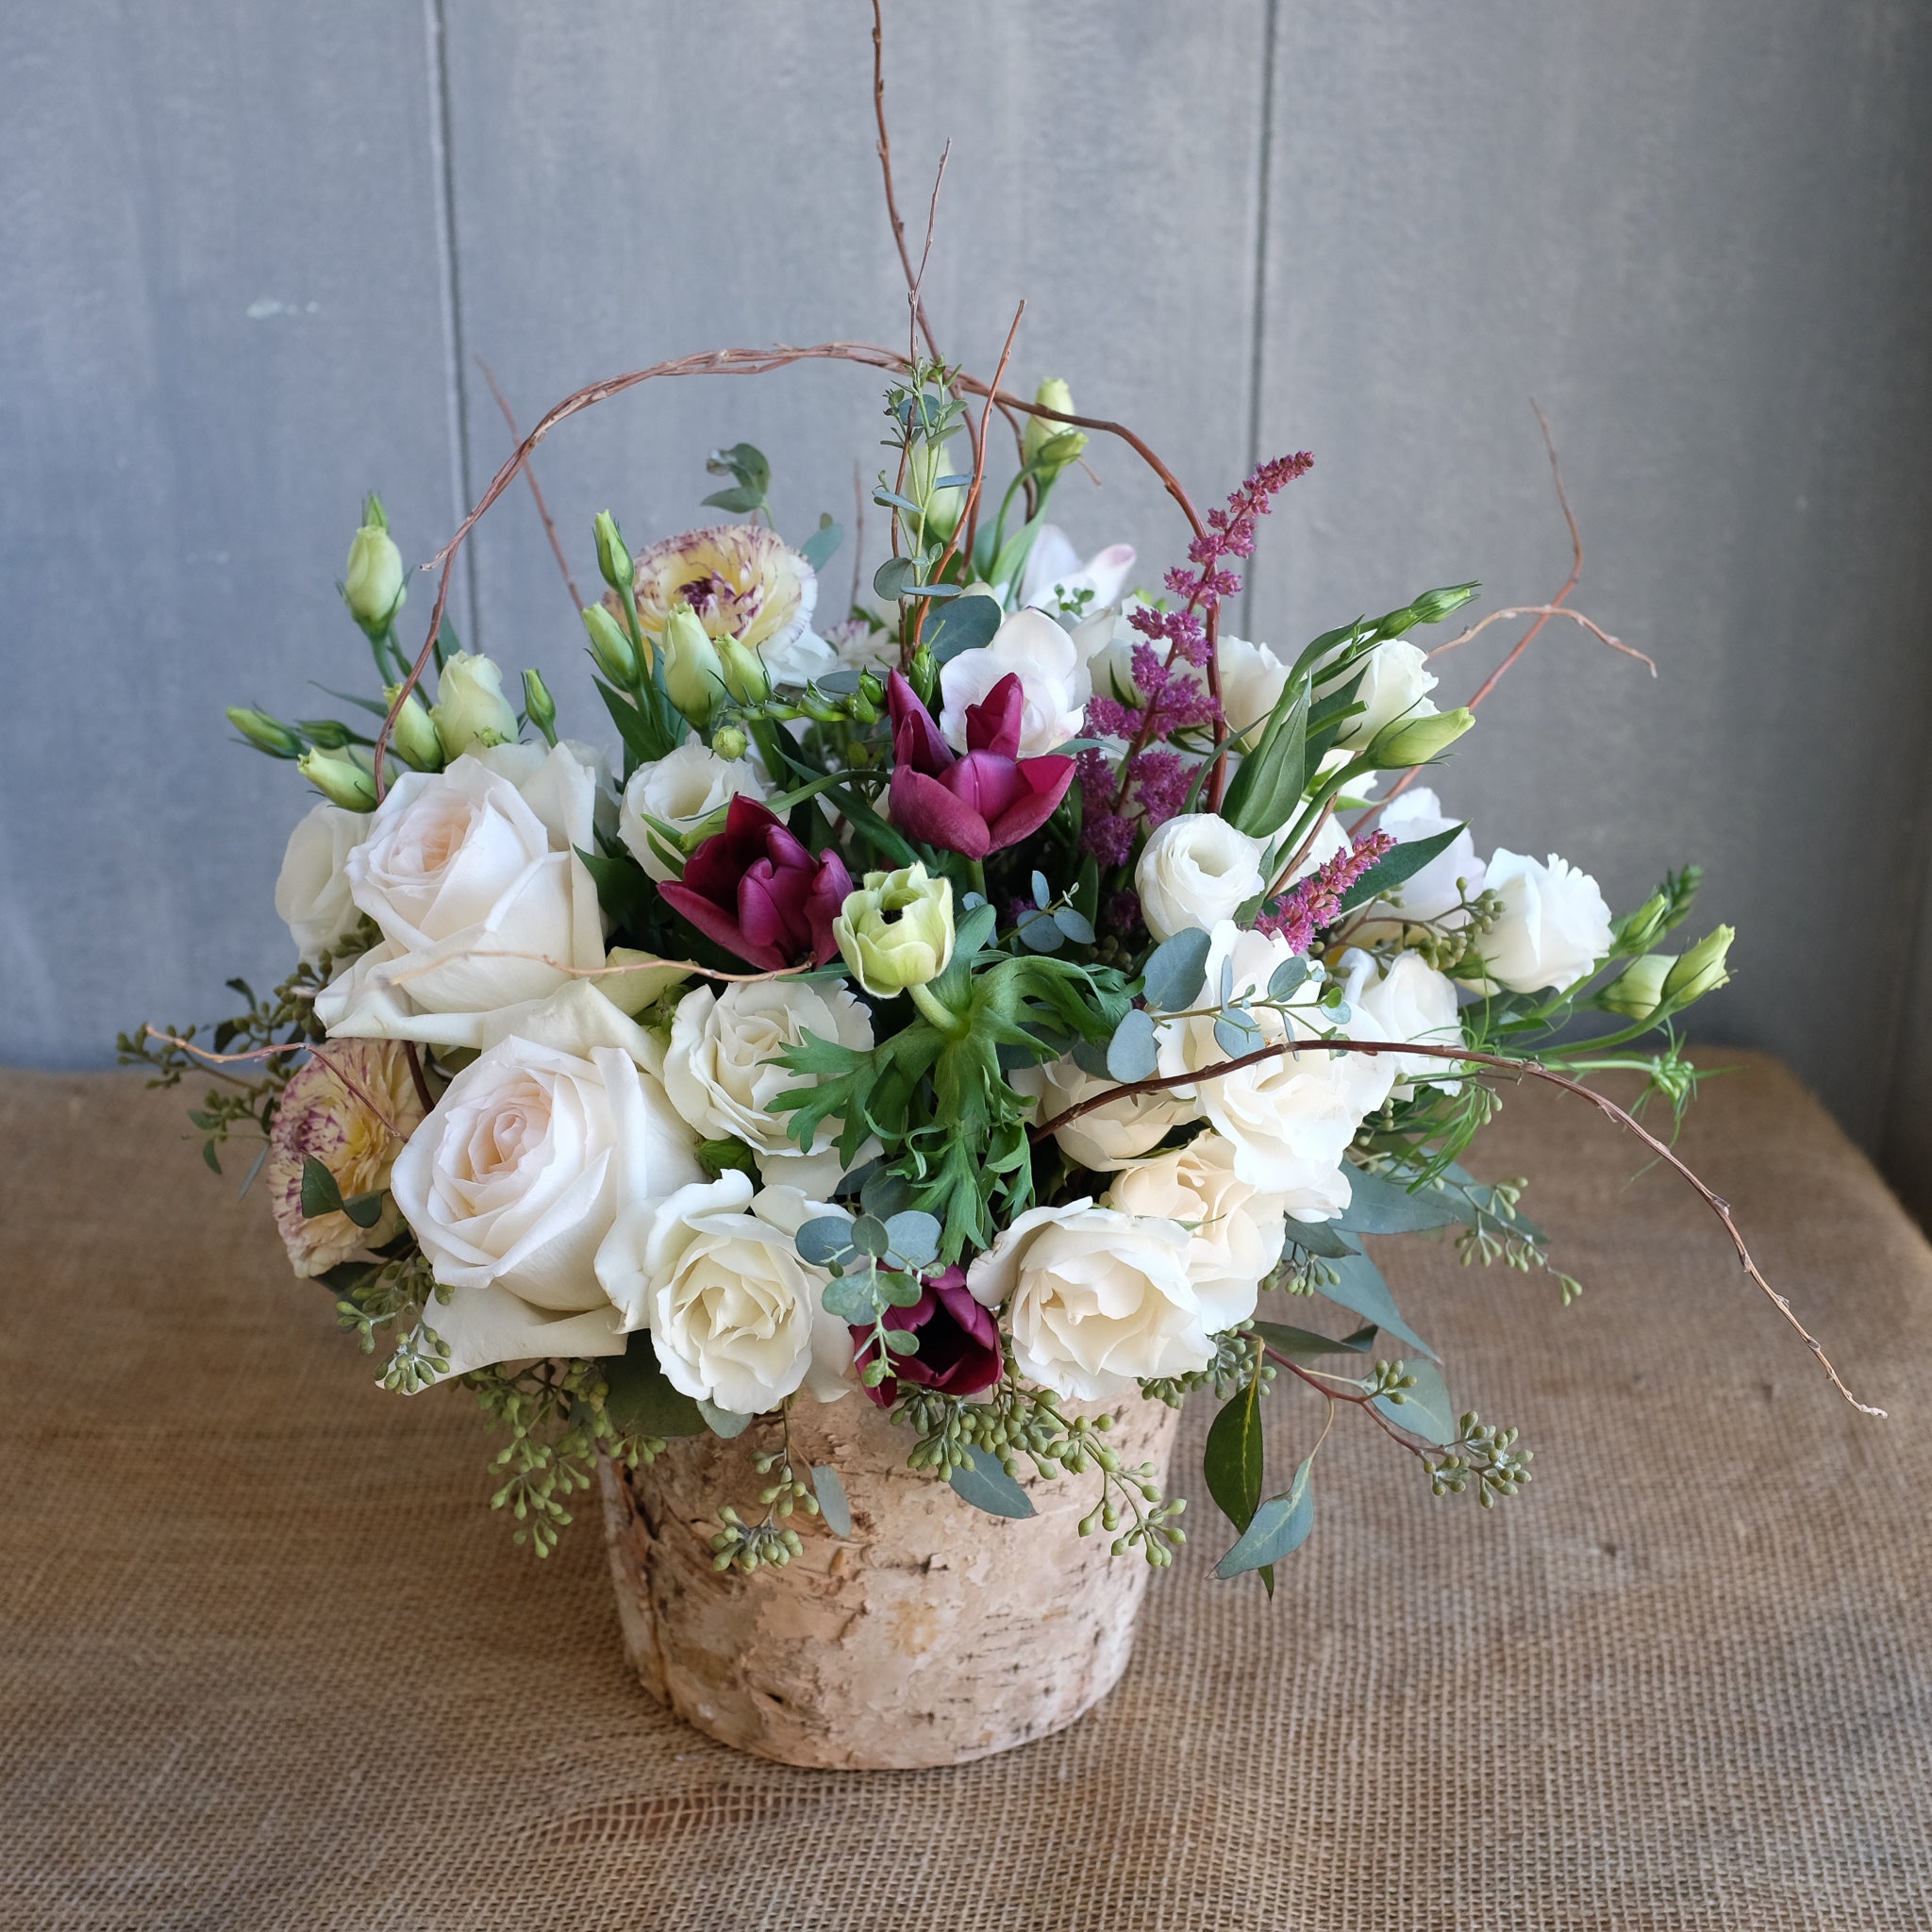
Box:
1257;830;1394;955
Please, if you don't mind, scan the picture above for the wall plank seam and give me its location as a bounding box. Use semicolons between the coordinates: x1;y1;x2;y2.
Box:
1240;0;1282;642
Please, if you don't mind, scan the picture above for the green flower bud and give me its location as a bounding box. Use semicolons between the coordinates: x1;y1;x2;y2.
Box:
583;604;638;685
1024;378;1087;479
711;723;749;761
716;634;771;705
226;707;304;758
1617;891;1671;955
592;510;633;596
1407;582;1480;626
381;684;444;771
1598;953;1672;1020
834;862;956;997
298;746;377;810
1662;924;1734;1003
907;436;966;543
1365;706;1475;769
430;651;519;758
342;498;406;635
522;668;558;746
661;603;724;728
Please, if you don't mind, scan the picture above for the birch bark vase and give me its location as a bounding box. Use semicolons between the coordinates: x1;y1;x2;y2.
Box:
600;1393;1179;1770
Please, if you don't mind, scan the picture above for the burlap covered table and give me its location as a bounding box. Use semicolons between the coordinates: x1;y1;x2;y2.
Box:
3;1054;1927;1929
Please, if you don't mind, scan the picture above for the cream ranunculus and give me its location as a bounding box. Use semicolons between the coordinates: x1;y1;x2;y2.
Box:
618;737;768;883
388;1016;702;1377
430;652;520;758
1104;1131;1287;1324
1337;946;1464;1093
1321;639;1440;752
1008;1055;1199;1172
1155;922;1394;1215
1134;813;1267;941
313;745;607;1048
1474;849;1614;994
598;1173;853;1415
275;801;371;963
938;607;1089;757
629;524;835;690
964;1199;1207;1400
660;980;875;1195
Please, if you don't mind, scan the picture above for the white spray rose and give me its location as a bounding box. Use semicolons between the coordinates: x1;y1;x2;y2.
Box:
1135;814;1267;941
1322;639;1440;752
274;802;370;962
596;1174;853;1415
1018;525;1137;613
389;1022;701;1377
939;607;1089;757
660;980;875;1196
1155;922;1394;1214
966;1200;1210;1399
430;651;520;758
1474;849;1614;994
1337;947;1464;1093
618;738;768;883
1008;1055;1199;1171
1104;1131;1287;1322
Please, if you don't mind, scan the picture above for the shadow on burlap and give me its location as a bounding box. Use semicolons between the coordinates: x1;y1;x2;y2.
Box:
2;1055;1927;1930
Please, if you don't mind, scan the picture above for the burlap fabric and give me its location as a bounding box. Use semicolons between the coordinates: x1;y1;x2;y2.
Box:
3;1055;1927;1929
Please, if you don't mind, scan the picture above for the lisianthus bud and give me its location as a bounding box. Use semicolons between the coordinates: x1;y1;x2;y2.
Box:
1598;953;1672;1020
582;604;638;684
592;510;633;595
342;498;406;635
1618;891;1671;954
227;707;304;758
1024;379;1087;480
430;651;519;758
711;724;749;761
834;862;956;997
907;436;966;542
522;668;558;745
1366;706;1475;769
716;634;771;705
662;603;725;727
381;684;443;771
1408;583;1480;627
298;746;376;810
1662;925;1734;1003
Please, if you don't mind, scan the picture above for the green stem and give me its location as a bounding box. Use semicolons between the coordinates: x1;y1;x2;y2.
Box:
908;980;966;1037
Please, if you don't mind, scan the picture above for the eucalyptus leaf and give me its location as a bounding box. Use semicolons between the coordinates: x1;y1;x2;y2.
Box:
1107;1008;1158;1083
811;1464;854;1538
948;1454;1036;1519
1142;927;1211;1011
1214;1010;1263;1058
1215;1456;1316;1578
1250;1319;1378;1360
1280;1219;1360;1260
952;901;998;959
697;1400;756;1440
1019;910;1065;954
1338;1162;1463;1235
1310;1249;1436;1359
859;1169;914;1220
799;517;844;574
821;1274;880;1324
1054;906;1096;944
1371;1358;1458;1446
795;1216;857;1267
1339;823;1467;913
1204;1374;1264;1537
884;1210;941;1269
873;556;916;601
1268;958;1310;1001
603;1342;706;1439
851;1214;891;1257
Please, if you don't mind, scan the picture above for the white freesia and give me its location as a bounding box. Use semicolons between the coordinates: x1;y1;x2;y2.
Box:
597;1173;853;1415
274;801;370;962
1474;849;1615;994
939;606;1089;757
1337;947;1464;1093
430;651;519;758
965;1199;1208;1400
1067;598;1141;711
1008;1056;1199;1171
1321;639;1440;752
1136;814;1267;941
1019;525;1137;613
660;980;875;1196
1155;922;1394;1213
619;738;768;882
314;745;607;1048
389;1010;701;1377
1104;1132;1287;1320
1372;786;1481;922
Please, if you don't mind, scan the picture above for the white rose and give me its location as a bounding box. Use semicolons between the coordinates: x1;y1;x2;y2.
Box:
1155;922;1393;1214
660;980;875;1195
618;738;768;882
274;801;369;962
314;746;607;1048
1009;1055;1198;1171
1371;785;1482;923
474;737;619;840
939;607;1088;757
597;1173;853;1415
966;1199;1205;1400
1104;1131;1286;1323
1474;849;1614;994
430;651;520;758
1321;639;1440;752
1337;946;1464;1093
1135;813;1266;941
1018;525;1137;612
1217;634;1292;749
390;1020;701;1377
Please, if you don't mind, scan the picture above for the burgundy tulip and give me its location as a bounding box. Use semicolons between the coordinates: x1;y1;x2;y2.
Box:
852;1266;1005;1407
886;671;1074;860
658;795;851;970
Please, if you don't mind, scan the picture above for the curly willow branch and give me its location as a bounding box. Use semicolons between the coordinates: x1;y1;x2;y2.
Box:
1033;1036;1882;1418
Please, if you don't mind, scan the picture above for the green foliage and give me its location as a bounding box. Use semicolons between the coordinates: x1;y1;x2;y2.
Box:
1426;1412;1534;1507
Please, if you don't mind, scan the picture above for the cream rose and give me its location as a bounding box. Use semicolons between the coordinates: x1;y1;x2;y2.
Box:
274;801;370;962
1474;849;1614;994
965;1200;1206;1400
1135;813;1267;941
939;607;1089;757
618;738;768;882
1337;947;1464;1093
660;980;875;1195
1009;1055;1199;1172
598;1174;853;1415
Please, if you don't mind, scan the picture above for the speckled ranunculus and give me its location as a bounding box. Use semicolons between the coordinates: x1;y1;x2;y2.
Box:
627;524;835;687
267;1040;427;1275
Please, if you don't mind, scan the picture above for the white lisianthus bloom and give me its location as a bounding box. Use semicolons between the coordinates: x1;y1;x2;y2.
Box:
1019;525;1137;613
389;1019;702;1378
939;606;1089;757
1371;786;1482;923
274;801;371;962
430;651;520;758
660;980;875;1196
596;1174;853;1415
314;746;608;1048
1008;1056;1199;1171
1156;922;1395;1213
618;738;768;883
1136;814;1267;941
1337;947;1464;1094
1104;1131;1287;1321
1473;850;1615;994
1321;639;1440;752
1217;634;1292;750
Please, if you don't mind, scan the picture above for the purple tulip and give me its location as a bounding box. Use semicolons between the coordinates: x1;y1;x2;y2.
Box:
886;671;1075;860
658;795;851;970
853;1267;1005;1406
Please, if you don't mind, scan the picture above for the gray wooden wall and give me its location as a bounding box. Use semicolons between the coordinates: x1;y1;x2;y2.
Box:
7;2;1932;1208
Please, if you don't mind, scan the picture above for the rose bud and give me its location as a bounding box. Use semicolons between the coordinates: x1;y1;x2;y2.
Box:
852;1267;1004;1407
430;651;519;758
833;862;956;997
658;794;852;970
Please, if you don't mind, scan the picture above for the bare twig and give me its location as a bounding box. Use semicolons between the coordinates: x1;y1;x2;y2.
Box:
872;0;941;365
475;356;584;621
908;140;951;365
376;948;812;989
1427;604;1654;678
143;1026;304;1067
